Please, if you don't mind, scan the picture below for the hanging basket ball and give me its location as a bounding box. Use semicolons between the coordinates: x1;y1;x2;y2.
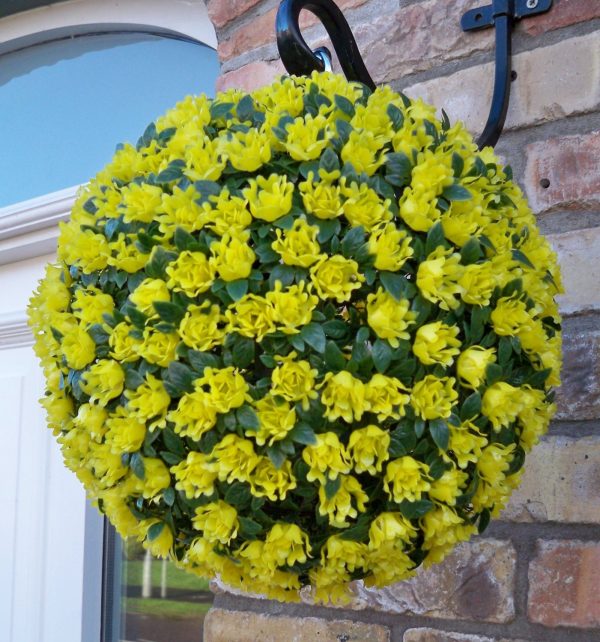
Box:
29;72;562;603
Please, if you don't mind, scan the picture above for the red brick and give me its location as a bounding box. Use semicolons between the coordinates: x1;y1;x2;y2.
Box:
404;630;529;642
528;540;600;628
520;0;600;37
206;0;262;29
218;0;369;62
525;131;600;214
216;60;286;93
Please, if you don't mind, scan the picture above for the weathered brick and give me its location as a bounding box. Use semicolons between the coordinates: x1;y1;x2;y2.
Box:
207;0;262;29
501;436;600;523
203;608;390;642
218;0;369;62
404;630;529;642
404;33;600;139
528;540;600;628
216;59;286;93
525;131;600;214
355;540;516;623
520;0;600;37
555;330;600;420
547;226;600;316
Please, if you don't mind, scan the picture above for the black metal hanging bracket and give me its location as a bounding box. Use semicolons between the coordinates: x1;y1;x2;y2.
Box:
461;0;553;148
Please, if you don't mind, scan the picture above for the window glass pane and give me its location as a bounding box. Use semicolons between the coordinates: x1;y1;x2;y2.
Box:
0;32;219;207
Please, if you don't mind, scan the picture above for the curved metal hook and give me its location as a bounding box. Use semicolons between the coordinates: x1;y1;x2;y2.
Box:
276;0;376;91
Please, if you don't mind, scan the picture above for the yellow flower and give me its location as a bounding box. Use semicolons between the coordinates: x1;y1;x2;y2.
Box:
365;374;410;420
299;174;343;219
456;346;496;390
136;329;179;367
482;382;522;431
226;293;276;341
122;182;163;223
310;255;364;302
321;535;368;574
193;501;239;545
105;409;146;453
140;520;174;559
411;375;458;420
253;395;296;446
61;326;97;370
369;512;416;547
58;226;109;273
266;281;318;333
72;287;114;326
340;180;392;230
341;129;385;176
264;523;311;568
428;467;468;506
491;297;534;336
302;432;351;484
108;234;148;273
249;457;297;501
171;451;218;498
271;352;318;410
81;359;124;406
109;322;141;362
384;456;431;503
416;247;464;311
413;321;461;367
366;288;416;347
448;422;488;468
284;114;331;161
211;434;261;484
399;187;442;232
168;390;217;440
166;251;215;296
460;262;496;306
209;230;255;282
157;184;205;237
202;189;252;236
477;443;515;485
271;217;323;267
411;149;454;194
129;278;171;316
125;374;171;427
318;475;368;527
243;174;294;222
368;224;414;271
197;367;249;413
138;458;171;499
320;370;368;423
179;301;224;351
219;127;271;171
73;403;108;441
184;136;225;182
348;425;390;475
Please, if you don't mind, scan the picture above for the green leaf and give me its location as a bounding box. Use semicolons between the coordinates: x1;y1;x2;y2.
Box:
486;363;504;385
187;350;219;374
319;147;340;174
163;427;186;456
340;225;366;257
300;323;326;353
334;94;355;117
269;264;295;289
478;508;491;534
231;336;255;368
174;227;199;252
380;271;408;301
239;516;263;538
324;341;346;371
460;237;483;264
429;419;449;451
266;446;286;469
452;152;464;178
210;101;234;121
425;221;447;256
322;319;348;339
386;103;405;130
324;476;341;500
340;514;370;542
147;521;165;541
371;339;393;373
145;247;177;279
163;487;176;507
442;184;472;201
153;301;185;324
316;218;341;243
156;159;185;184
398;499;434;519
386;152;412;187
226;279;248;302
164;362;195;396
287;422;317;445
512;249;535;270
460;391;482;421
124;368;145;390
236;95;255;122
137;121;157;150
87;323;109;345
130;452;145;480
498;336;512;365
237;405;260;431
224;482;252;508
388;422;417;457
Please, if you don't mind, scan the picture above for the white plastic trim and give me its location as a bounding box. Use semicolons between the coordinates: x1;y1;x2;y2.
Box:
0;310;32;349
0;0;217;51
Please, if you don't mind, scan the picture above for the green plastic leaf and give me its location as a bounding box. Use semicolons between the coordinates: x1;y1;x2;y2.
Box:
371;339;393;373
231;336;255;368
224;482;252;508
460;391;482;421
163;488;176;507
429;419;449;451
156;159;185;184
386;103;405;130
442;184;472;201
324;340;346;371
398;499;434;519
130;452;145;480
300;323;326;353
380;271;408;301
226;279;248;302
287;422;317;445
324;476;341;500
153;301;185;324
147;521;165;541
237;405;260;431
460;237;483;264
239;516;263;538
334;94;355;117
188;350;219;373
425;221;447;256
266;446;286;469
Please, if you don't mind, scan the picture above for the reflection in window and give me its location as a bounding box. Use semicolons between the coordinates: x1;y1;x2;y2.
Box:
0;32;219;207
105;532;212;642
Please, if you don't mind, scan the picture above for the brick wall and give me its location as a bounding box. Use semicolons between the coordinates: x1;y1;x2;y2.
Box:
203;1;600;640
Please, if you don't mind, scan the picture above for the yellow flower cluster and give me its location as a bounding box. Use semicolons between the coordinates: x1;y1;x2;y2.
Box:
28;72;561;603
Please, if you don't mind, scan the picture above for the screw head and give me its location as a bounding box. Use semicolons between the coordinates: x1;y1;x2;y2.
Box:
526;0;539;9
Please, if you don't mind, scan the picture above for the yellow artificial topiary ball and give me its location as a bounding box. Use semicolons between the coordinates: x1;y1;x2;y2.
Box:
29;72;562;603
